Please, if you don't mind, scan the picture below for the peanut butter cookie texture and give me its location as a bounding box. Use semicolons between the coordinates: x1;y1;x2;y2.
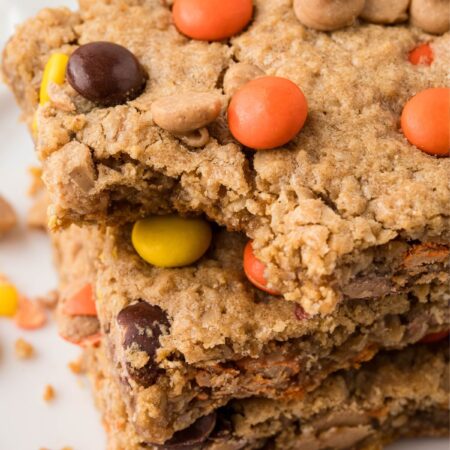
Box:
53;223;450;446
85;341;450;450
3;0;450;314
2;0;450;449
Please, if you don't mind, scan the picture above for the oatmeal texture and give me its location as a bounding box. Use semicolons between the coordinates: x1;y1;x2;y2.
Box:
85;342;450;449
3;0;450;314
53;224;450;443
53;221;101;344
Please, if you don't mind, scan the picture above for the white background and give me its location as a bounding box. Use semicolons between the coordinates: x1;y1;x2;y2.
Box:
0;1;447;449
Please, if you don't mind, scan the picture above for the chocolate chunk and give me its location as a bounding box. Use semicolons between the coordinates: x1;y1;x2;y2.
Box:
153;413;217;449
117;301;170;387
67;41;147;106
343;275;393;299
261;440;276;450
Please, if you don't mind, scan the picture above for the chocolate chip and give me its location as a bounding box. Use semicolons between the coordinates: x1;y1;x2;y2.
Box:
153;413;217;449
67;41;147;106
117;301;170;387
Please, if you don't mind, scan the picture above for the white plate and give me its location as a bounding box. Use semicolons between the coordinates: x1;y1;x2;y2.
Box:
0;1;447;449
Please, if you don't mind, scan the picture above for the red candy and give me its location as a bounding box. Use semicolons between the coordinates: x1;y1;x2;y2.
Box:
408;43;434;66
419;330;450;344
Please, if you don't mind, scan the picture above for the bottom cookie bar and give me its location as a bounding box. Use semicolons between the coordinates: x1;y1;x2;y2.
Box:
53;224;450;444
85;342;449;450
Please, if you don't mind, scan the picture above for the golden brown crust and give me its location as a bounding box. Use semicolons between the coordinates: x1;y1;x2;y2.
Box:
3;0;450;313
85;342;450;449
52;223;450;443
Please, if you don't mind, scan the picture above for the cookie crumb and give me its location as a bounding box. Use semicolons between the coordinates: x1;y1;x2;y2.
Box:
27;191;48;230
15;297;47;330
27;166;48;230
27;166;44;196
0;195;17;237
68;357;84;375
43;384;56;402
14;338;34;359
61;447;73;450
37;290;59;310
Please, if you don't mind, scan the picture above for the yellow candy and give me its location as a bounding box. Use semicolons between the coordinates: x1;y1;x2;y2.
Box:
39;53;69;105
132;215;212;268
0;282;19;317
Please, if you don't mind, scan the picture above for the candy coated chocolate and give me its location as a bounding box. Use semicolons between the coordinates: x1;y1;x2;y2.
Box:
67;41;147;106
117;301;169;387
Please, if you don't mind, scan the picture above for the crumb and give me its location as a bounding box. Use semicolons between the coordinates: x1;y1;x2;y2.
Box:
15;297;47;330
14;338;34;359
27;191;48;230
61;447;73;450
37;290;59;310
68;357;85;375
28;166;44;196
0;195;17;236
43;384;56;402
27;166;48;230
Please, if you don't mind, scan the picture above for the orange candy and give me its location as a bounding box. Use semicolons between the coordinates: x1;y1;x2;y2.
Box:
401;87;450;156
14;297;47;330
419;329;450;344
63;284;97;317
408;43;434;66
243;241;280;295
173;0;253;41
61;332;102;348
228;76;308;150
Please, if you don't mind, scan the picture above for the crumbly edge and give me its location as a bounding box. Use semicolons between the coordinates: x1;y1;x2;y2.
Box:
84;341;450;450
2;1;450;314
52;223;450;443
0;194;18;236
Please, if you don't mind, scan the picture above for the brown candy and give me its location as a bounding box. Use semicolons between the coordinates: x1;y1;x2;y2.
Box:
151;413;217;449
67;41;147;106
117;301;170;387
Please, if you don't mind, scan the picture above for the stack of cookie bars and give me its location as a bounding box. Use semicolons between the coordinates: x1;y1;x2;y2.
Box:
2;0;449;448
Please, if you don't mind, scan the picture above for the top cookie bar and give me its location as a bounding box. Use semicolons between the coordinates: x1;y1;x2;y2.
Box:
3;0;450;313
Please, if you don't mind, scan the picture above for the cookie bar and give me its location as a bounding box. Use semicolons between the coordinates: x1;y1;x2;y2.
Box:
3;0;449;314
85;341;449;449
52;223;450;444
